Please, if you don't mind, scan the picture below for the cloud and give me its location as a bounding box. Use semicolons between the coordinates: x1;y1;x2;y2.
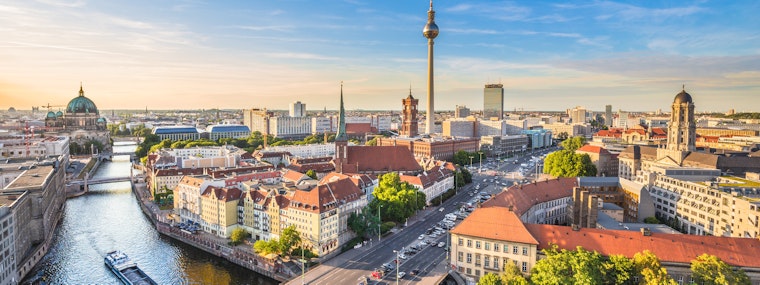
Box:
234;25;292;32
263;52;340;61
34;0;85;8
447;28;501;35
593;1;707;21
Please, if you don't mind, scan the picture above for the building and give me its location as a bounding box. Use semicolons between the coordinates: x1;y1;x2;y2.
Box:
442;119;476;137
400;92;419;137
479;135;528;157
43;84;110;152
455;105;471;118
376;137;480;161
520;129;553;150
570;106;587;124
605;105;612;127
422;1;439;134
569;177;654;227
451;206;760;284
482;177;577;225
0;135;70;160
483;84;504;120
289;101;306;118
0;206;16;285
399;166;454;205
540;122;591;138
576;145;619;177
200;186;243;237
243;108;273;135
264;143;336;158
268;116;312;139
478;120;505;137
205;124;250;140
450;207;539;283
152;126;200;141
696;128;758;137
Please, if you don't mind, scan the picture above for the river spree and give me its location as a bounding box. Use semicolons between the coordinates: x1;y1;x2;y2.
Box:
24;143;277;285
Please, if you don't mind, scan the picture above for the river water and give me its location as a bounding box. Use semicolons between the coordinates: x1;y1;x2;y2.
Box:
24;142;277;285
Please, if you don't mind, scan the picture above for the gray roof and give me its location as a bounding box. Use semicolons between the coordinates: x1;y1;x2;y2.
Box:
578;176;620;187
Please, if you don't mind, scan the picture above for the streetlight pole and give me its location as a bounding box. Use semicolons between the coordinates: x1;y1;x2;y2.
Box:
378;205;383;242
393;249;400;285
469;156;473;167
301;244;305;285
478;152;484;173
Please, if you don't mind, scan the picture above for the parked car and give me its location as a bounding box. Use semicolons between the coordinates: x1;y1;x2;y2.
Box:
438;242;446;248
397;272;406;279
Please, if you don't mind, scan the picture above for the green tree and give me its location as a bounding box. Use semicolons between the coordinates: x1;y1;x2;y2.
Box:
253;239;279;257
633;250;677;285
347;206;379;238
460;167;473;183
230;227;249;245
455;171;465;188
305;169;318;180
561;136;585;151
280;225;302;256
477;273;503;285
371;173;425;223
602;254;635;285
556;131;569;141
530;245;604;285
543;150;597;177
643;217;660;224
500;261;529;285
690;253;750;285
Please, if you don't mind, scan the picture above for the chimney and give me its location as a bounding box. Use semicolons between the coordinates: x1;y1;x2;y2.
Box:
641;227;651;236
508;205;514;212
571;224;580;231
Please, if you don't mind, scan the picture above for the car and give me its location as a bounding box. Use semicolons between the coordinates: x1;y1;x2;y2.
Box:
438;242;446;248
397;272;406;279
411;269;420;276
419;241;428;246
439;207;445;212
399;254;407;259
418;234;425;240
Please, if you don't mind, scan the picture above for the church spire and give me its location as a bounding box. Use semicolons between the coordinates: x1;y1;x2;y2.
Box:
335;81;347;141
79;82;84;97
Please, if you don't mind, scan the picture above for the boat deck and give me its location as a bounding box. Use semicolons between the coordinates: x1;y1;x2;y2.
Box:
121;267;158;285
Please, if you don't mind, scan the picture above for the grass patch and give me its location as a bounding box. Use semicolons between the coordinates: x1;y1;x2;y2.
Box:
77;158;96;179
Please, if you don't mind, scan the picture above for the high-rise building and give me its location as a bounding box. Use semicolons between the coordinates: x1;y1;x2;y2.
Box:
455;105;470;118
423;1;439;134
605;105;612;126
570;106;587;124
483;84;504;120
401;90;419;137
289;101;306;117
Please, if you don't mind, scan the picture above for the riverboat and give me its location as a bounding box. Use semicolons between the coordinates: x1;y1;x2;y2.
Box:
104;250;158;285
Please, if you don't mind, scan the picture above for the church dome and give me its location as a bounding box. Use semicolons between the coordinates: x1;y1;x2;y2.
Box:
46;111;56;118
66;85;99;114
673;89;693;104
97;117;106;123
56;111;63;117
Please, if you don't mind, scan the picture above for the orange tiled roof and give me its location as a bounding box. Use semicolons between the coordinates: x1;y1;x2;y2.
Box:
450;207;538;245
341;146;422;173
290;177;364;213
201;186;243;202
481;177;576;216
525;224;760;268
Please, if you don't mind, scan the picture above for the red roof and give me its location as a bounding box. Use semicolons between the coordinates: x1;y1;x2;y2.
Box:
481;178;577;216
339;146;422;174
577;145;611;155
525;224;760;268
595;129;623;138
201;186;243;202
290;177;364;213
451;207;538;245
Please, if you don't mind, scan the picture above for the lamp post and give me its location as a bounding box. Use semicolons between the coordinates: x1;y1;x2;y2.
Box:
478;151;484;173
469;156;473;167
300;244;305;285
393;249;400;285
378;204;383;242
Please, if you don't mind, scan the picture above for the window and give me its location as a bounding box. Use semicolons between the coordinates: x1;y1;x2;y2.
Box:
493;257;499;270
458;252;463;262
475;254;481;266
458;238;463;246
476;241;481;249
513;246;518;254
521;262;527;272
466;253;472;263
522;247;528;256
467;240;472;247
494;243;500;252
503;244;509;253
484;256;490;268
485;242;490;250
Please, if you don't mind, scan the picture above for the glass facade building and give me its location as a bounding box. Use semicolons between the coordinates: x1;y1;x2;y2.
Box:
483;84;504;120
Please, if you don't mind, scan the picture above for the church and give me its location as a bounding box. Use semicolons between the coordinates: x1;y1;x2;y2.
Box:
44;84;111;153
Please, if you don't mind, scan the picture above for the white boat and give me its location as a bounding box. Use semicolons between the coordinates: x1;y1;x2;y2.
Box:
104;251;158;285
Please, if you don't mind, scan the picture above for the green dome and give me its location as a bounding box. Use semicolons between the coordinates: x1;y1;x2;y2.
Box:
66;85;98;114
46;111;56;118
56;111;63;117
97;117;106;122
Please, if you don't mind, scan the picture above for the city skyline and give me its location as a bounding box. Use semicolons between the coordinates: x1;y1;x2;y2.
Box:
1;0;759;112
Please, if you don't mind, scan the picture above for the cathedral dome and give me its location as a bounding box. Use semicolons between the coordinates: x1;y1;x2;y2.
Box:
56;111;63;117
673;90;693;104
46;111;56;118
66;85;99;114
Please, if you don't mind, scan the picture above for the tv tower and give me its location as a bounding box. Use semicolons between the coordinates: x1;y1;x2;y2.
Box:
423;0;439;134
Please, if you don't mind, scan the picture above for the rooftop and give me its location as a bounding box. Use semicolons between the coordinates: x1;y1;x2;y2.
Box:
450;207;538;245
4;165;54;190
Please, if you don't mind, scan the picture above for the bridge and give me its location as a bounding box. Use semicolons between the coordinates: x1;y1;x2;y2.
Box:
68;176;133;186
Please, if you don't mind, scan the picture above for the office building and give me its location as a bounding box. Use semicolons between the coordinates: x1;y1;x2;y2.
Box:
289;101;306;117
455;105;471;118
605;105;612;126
570;106;587;124
483;84;504;120
205;124;250;140
152;126;201;141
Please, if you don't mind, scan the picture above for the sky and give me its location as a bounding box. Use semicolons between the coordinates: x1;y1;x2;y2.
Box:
1;0;759;113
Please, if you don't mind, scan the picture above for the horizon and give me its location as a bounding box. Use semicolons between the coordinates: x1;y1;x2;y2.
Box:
1;1;758;113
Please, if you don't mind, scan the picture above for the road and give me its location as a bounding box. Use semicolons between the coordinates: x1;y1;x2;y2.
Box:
289;148;558;285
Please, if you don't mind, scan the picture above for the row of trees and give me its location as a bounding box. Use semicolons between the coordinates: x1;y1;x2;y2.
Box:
252;225;316;259
479;245;750;285
542;136;597;177
452;150;484;167
347;173;427;239
69;139;105;155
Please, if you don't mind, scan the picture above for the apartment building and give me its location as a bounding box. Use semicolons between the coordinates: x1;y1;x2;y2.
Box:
400;166;454;205
482;177;577;225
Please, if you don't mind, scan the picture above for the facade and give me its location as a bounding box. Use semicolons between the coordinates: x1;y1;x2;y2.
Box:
483;84;504;120
289;101;306;118
400;93;419;137
200;186;243;237
479;135;528;157
576;145;619;177
540;122;591;138
376;137;480;161
268;116;312;139
243;108;273;136
442;119;475;137
0;136;69;160
0;206;16;285
696;128;758;137
264;143;336;158
667;89;696;152
205;124;250;140
570;106;587;124
43;85;110;151
311;116;333;134
152;126;200;141
400;166;454;205
477;120;505;137
520;129;553;150
605;105;612;126
504;119;527;135
482;177;577;225
455;105;471;118
569;177;654;227
450;207;539;283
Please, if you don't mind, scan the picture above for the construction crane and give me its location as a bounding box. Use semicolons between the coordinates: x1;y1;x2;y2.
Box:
41;103;65;111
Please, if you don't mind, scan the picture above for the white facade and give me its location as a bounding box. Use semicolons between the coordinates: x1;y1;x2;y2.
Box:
174;177;226;223
0;206;16;285
290;101;306;117
311;117;334;134
264;143;336;158
520;196;572;225
478;120;505;137
0;136;69;159
269;117;311;138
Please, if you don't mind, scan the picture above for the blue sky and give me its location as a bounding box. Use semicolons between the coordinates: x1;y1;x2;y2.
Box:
1;0;758;113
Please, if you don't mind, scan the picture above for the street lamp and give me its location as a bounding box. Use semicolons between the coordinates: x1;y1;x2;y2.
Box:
393;249;401;285
300;244;306;285
478;152;484;173
469;156;473;167
378;205;383;242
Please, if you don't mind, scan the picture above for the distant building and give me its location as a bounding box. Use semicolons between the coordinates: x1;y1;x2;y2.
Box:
605;105;612;126
243;108;273;135
442;119;476;137
576;145;619;177
483;84;504;120
400;92;419;137
455;105;471;118
569;106;587;124
482;177;577;225
479;135;528;156
43;84;110;152
152;125;200;141
205;124;250;140
520;129;553;150
289;101;306;117
400;166;454;205
376;137;480;161
569;177;653;226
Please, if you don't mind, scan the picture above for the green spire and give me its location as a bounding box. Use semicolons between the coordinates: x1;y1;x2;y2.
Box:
335;81;347;141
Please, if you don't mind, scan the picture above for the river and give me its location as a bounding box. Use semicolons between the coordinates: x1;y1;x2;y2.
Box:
23;142;277;285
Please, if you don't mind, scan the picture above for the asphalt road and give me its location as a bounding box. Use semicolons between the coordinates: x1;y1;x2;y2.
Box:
297;148;557;285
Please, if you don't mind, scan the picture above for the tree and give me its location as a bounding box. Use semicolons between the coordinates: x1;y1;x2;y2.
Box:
347;206;379;238
643;217;660;224
371;173;425;223
530;245;604;285
556;131;569;141
561;136;585;151
280;225;302;256
455;171;465;188
253;239;279;257
543;150;597;177
602;254;635;285
691;253;750;285
460;167;473;183
633;250;677;285
305;169;318;180
477;273;503;285
230;227;249;245
500;261;529;285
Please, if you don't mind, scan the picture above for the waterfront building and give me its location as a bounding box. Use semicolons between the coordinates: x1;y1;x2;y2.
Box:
483;84;504;120
376;136;479;161
0;136;69;160
575;145;619;177
289;101;306;118
451;207;760;284
200;186;243;238
43;84;110;151
455;105;471;118
422;0;439;134
481;177;577;225
400;91;419;137
205;124;250;140
152;126;200;141
399;166;454;205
